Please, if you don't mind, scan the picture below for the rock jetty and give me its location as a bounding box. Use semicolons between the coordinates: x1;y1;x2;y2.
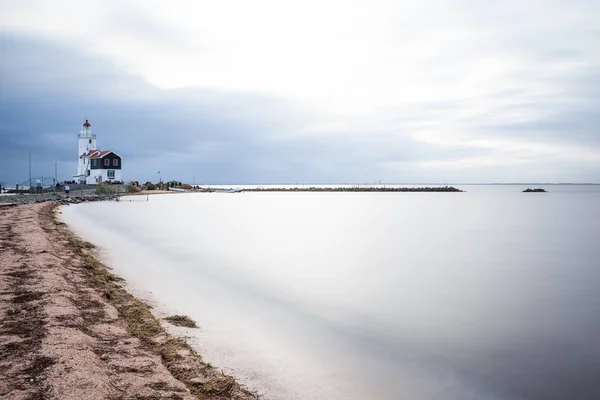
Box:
523;188;547;193
242;186;464;192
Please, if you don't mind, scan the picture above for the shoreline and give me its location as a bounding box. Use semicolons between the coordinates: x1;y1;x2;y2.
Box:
0;190;179;206
0;202;257;399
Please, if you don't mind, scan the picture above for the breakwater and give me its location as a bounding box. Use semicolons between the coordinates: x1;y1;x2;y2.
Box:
523;188;547;193
240;186;464;192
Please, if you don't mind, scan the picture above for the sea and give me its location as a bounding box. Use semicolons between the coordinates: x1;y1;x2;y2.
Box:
61;184;600;400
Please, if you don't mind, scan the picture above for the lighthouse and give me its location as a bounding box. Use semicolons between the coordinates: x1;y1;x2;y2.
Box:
73;119;123;184
77;120;96;179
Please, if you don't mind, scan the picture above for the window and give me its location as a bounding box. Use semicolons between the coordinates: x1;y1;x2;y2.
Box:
89;139;92;144
113;159;119;167
107;170;115;178
104;158;110;166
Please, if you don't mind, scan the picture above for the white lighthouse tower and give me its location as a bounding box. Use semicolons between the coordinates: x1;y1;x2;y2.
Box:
76;120;96;182
73;119;123;184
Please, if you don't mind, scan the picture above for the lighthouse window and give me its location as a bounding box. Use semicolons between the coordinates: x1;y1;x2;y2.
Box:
107;170;115;178
104;158;110;166
89;139;92;144
113;159;119;167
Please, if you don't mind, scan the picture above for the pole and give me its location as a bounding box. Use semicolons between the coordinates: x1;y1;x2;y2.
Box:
55;162;58;193
29;153;32;194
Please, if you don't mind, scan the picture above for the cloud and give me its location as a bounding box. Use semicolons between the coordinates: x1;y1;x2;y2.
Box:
0;34;427;184
1;0;600;184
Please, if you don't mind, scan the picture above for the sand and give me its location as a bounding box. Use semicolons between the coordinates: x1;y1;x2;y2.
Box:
0;203;257;399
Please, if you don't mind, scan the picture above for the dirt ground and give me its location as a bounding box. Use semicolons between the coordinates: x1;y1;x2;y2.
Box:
0;203;257;400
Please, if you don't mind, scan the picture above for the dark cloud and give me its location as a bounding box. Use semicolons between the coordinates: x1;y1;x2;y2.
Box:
0;33;459;185
0;34;321;183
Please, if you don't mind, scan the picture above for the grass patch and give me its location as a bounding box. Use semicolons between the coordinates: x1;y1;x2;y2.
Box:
95;184;112;195
165;315;198;328
80;240;95;249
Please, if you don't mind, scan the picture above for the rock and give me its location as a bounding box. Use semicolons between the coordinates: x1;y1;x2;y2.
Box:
523;188;547;193
189;377;208;385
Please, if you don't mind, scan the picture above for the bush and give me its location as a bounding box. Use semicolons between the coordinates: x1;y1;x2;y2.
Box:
182;184;191;190
95;184;111;194
145;183;156;190
127;185;141;193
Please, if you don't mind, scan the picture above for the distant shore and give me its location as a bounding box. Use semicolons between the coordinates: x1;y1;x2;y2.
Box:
0;202;257;399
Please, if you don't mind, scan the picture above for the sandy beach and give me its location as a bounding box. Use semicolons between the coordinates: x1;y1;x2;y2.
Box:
0;202;256;399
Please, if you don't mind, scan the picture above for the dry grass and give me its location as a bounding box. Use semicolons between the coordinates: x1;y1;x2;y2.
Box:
165;315;198;328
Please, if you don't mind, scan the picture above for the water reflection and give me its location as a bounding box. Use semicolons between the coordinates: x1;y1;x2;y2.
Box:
62;186;600;399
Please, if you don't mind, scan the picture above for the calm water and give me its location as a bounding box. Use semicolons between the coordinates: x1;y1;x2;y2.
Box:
61;185;600;400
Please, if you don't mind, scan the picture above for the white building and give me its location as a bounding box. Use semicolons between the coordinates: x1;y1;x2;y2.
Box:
73;120;123;184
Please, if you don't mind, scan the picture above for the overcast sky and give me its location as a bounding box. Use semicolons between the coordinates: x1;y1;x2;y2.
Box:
1;0;599;184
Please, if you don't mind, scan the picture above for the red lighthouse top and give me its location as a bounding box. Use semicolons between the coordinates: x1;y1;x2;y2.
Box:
83;119;91;127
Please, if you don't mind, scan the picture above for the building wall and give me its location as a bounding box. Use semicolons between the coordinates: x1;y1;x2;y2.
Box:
78;137;96;160
78;127;96;177
91;153;122;170
75;155;90;184
86;168;122;184
77;157;91;180
101;153;122;169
